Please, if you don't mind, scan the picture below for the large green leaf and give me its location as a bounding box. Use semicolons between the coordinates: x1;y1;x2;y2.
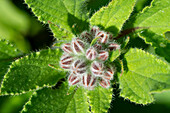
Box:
87;87;113;113
134;0;170;36
0;39;22;86
134;0;170;61
90;0;136;35
21;83;89;113
0;49;66;95
119;48;170;104
25;0;89;39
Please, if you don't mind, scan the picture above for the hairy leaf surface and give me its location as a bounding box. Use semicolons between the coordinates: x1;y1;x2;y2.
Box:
134;0;170;62
119;48;170;104
87;87;113;113
25;0;89;39
0;49;66;95
0;39;22;87
134;0;170;36
21;83;89;113
90;0;136;35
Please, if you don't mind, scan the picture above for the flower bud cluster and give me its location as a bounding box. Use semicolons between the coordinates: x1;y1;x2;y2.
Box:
60;26;120;90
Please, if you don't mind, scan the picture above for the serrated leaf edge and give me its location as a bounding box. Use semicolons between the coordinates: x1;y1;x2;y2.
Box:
0;48;65;96
119;48;170;104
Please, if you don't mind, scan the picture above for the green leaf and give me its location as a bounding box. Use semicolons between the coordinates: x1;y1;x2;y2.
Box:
0;39;22;60
139;30;170;62
0;39;22;87
25;0;89;37
0;49;66;95
90;0;136;35
49;23;74;42
109;49;121;62
133;0;170;62
86;0;111;17
21;83;89;113
87;87;113;113
0;92;32;113
119;48;170;104
134;0;170;37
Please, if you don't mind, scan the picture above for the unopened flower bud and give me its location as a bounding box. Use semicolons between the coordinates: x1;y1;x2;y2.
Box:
103;66;114;80
93;44;102;50
96;31;108;43
60;54;73;69
108;43;120;51
68;73;81;86
71;59;87;75
86;47;97;60
82;73;97;90
98;50;109;61
61;43;72;54
99;78;110;88
72;38;85;54
91;61;103;76
90;26;100;37
81;31;92;42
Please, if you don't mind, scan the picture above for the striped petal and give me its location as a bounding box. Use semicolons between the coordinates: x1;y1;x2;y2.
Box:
99;78;110;88
61;43;72;54
86;47;97;60
82;73;97;90
90;61;103;76
98;50;109;61
60;54;73;70
71;59;87;75
72;38;85;54
68;73;81;86
96;31;108;43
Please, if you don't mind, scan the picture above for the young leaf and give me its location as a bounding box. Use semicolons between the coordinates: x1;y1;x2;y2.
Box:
0;49;66;95
25;0;89;36
21;83;90;113
119;48;170;104
90;0;136;35
87;87;113;113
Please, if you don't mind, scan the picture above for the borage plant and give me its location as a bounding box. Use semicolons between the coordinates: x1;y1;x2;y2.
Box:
0;0;170;113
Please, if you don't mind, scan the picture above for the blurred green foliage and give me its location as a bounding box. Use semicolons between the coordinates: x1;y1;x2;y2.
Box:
0;0;170;113
0;0;44;52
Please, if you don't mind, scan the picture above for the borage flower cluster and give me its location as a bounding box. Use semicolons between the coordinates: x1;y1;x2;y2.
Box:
60;26;120;90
